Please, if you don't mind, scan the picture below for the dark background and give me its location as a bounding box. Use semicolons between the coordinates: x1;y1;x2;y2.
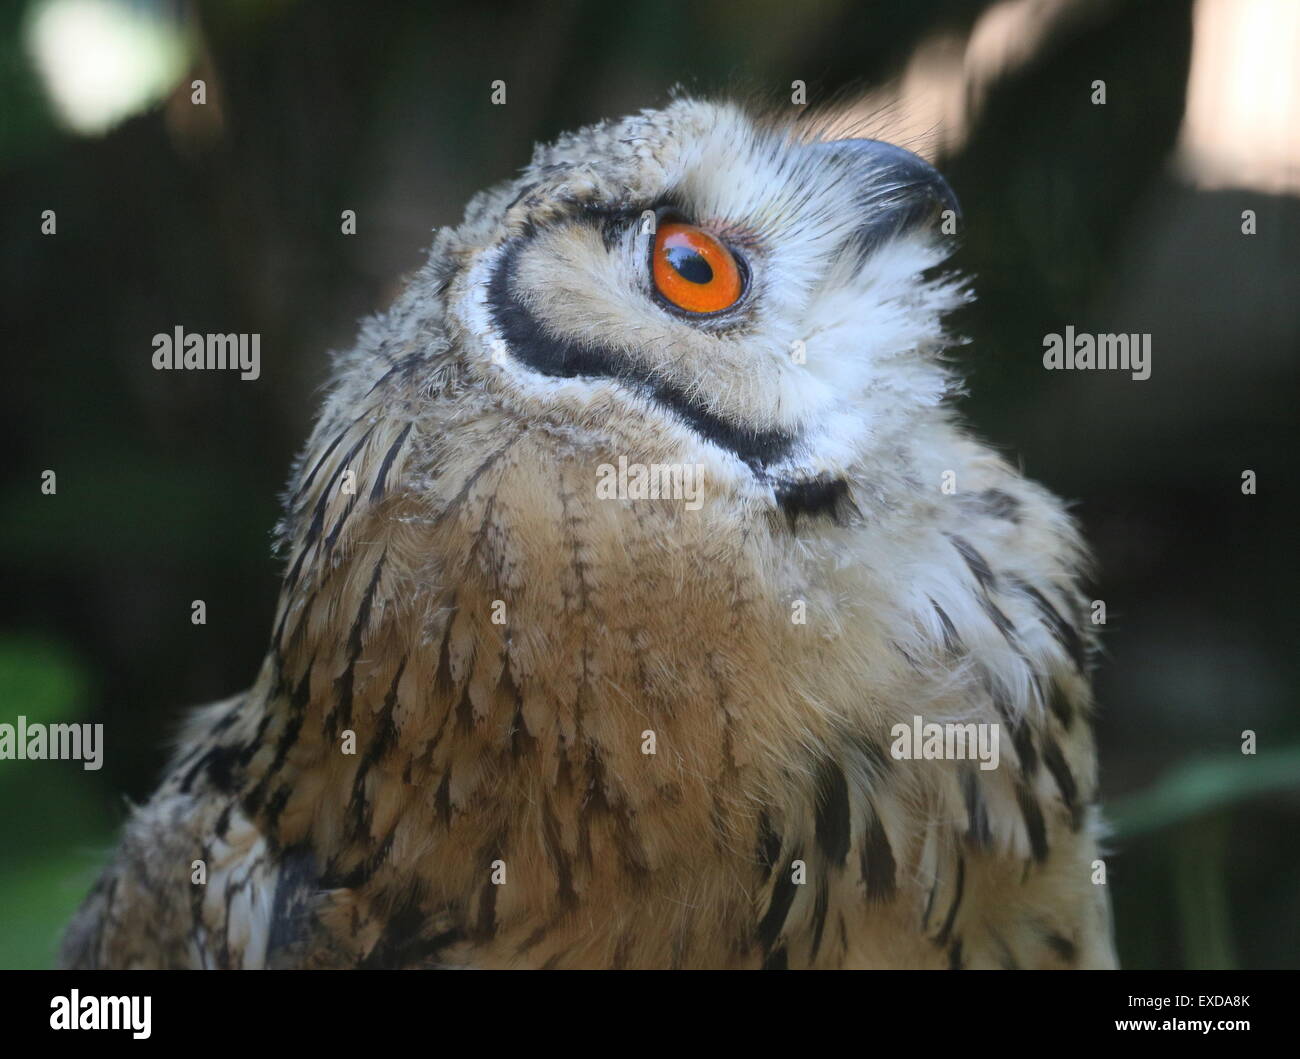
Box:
1;0;1296;968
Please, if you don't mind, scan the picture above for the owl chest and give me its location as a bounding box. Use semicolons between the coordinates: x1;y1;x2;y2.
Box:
304;505;996;965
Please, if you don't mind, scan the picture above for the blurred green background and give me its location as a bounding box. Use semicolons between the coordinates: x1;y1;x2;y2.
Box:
1;0;1297;968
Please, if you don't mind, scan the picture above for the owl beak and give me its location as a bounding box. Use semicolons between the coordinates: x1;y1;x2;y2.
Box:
809;138;960;255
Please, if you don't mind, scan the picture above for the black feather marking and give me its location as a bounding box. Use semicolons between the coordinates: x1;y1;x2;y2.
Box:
328;828;396;890
288;424;376;589
813;758;852;865
984;670;1014;726
362;351;423;397
930;598;962;653
347;656;408;838
976;488;1021;522
262;783;293;832
861;807;897;901
321;493;357;557
443;441;516;516
961;766;992;850
504;180;540;214
264;845;319;966
540;797;578;909
850;733;893;781
1012;721;1039;776
361;886;465;968
516;923;554;956
348;554;386;656
433;604;458;695
293;420;349;502
454;683;476;733
762;946;789;970
756;811;782;879
327;552;386;740
1014;579;1087;672
433;771;452;828
990;929;1021;970
245;663;313;814
947;533;996;590
1041;737;1081;829
810;878;830;962
505;664;536;760
180;742;240;795
935;855;965;946
475;849;502;942
1047;677;1075;730
1045;932;1077;963
369;421;413;502
979;594;1019;645
237;713;274;767
757;851;802;953
773;475;855;525
1017;784;1050;863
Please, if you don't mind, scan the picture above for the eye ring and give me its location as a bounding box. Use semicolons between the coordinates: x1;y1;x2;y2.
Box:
649;215;748;318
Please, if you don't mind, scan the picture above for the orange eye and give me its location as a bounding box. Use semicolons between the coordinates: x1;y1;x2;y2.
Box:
652;222;744;315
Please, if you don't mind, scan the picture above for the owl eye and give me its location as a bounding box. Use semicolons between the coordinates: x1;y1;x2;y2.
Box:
651;221;744;315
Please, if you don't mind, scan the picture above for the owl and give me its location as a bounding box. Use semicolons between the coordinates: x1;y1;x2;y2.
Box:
62;97;1116;969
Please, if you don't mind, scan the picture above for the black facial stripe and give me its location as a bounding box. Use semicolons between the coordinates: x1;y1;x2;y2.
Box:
485;233;795;469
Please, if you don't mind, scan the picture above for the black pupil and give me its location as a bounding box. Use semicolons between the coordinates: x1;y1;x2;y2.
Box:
665;245;713;285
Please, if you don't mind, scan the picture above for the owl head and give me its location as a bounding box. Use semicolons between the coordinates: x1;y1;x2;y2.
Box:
321;98;968;536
